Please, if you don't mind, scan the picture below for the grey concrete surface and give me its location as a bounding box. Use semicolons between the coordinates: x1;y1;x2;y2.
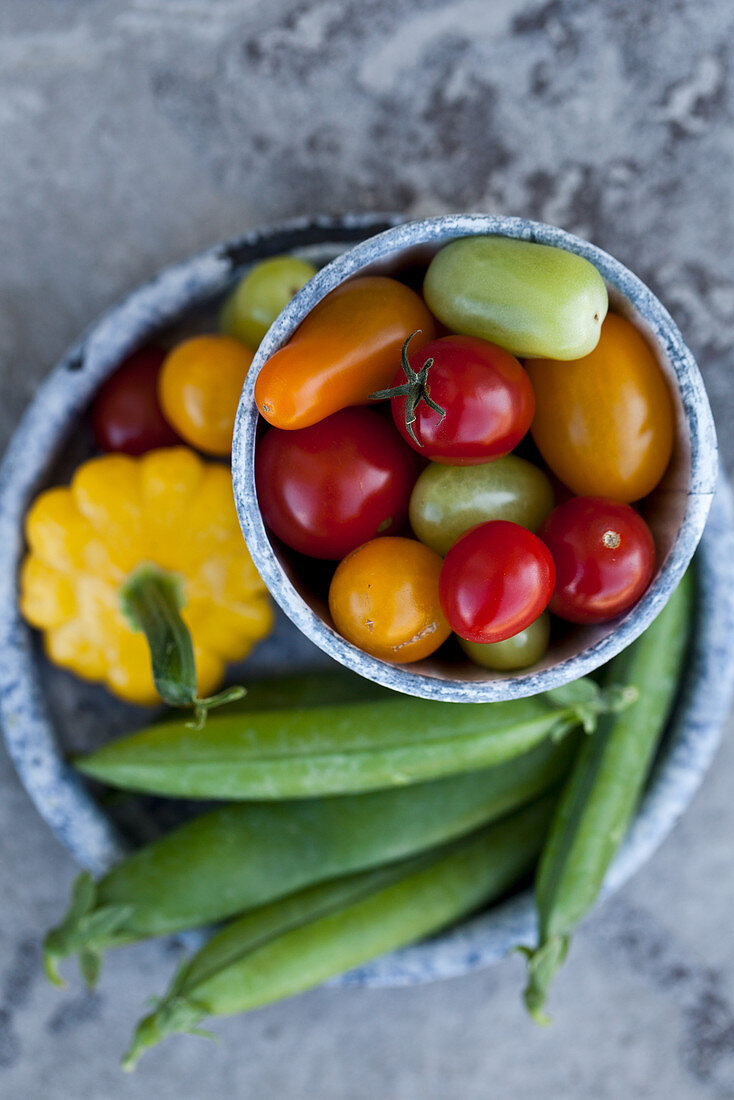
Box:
2;1;734;1096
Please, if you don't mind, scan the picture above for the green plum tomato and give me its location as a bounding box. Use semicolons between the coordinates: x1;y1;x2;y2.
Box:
459;613;551;671
220;256;317;349
423;236;608;360
409;455;554;557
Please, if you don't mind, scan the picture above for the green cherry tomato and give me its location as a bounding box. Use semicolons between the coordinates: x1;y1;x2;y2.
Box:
220;256;318;349
409;455;555;557
459;612;551;671
423;237;608;360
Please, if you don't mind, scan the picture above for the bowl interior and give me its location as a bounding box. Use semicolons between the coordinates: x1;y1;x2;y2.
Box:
235;218;712;699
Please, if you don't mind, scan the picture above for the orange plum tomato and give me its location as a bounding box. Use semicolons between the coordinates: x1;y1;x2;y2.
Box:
255;276;436;431
525;313;674;502
328;537;451;662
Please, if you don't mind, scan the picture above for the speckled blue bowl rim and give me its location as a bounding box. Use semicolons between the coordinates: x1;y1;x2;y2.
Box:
0;215;731;991
233;214;719;704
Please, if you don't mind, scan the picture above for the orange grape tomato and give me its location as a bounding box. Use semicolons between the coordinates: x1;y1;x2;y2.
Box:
328;537;450;663
254;276;436;430
158;335;254;456
525;313;675;502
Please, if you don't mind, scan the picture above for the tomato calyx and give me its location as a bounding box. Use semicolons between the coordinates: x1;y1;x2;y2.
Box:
370;332;446;447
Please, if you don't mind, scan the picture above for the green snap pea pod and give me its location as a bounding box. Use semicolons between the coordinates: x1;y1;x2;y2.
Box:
45;731;578;986
522;573;694;1023
217;668;391;714
123;795;556;1070
76;679;630;800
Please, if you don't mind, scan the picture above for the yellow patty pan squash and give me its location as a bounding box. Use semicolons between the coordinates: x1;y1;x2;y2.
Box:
20;447;272;708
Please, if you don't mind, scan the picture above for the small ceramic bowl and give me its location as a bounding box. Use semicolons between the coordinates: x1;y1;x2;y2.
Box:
233;216;718;704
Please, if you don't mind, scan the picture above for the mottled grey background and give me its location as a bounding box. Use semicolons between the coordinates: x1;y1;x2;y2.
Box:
2;1;734;1097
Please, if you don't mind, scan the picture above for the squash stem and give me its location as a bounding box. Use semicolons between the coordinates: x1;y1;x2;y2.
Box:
120;563;244;723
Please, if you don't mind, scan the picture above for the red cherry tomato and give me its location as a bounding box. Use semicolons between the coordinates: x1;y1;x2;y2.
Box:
539;497;655;624
92;346;180;455
381;335;534;465
255;408;419;560
439;520;555;643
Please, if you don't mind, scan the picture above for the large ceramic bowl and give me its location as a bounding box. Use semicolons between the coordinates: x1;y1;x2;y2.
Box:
0;216;732;991
233;215;718;703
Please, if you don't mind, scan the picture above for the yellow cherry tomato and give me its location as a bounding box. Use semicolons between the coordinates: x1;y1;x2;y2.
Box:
158;335;254;456
328;537;450;663
525;313;674;502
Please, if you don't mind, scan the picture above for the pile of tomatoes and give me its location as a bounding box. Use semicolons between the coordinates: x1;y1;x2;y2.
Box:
254;240;675;672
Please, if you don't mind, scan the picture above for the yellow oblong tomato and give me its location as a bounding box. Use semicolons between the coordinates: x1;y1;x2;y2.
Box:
254;276;436;430
525;313;674;502
159;336;254;456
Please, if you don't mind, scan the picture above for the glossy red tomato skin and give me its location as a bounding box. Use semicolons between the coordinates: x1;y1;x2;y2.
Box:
389;336;535;465
255;408;419;560
439;520;555;643
539;497;656;624
92;346;180;455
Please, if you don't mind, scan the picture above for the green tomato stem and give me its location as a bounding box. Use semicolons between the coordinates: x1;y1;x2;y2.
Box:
369;331;445;447
119;563;245;724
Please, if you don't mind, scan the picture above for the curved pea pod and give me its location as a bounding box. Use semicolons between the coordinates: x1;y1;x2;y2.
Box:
423;236;608;360
217;668;392;713
123;795;556;1069
521;571;694;1023
75;679;630;800
44;731;577;986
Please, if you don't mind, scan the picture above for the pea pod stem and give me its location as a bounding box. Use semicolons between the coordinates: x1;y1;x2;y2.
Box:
120;564;244;727
75;677;629;800
521;572;695;1022
123;796;556;1070
43;873;134;989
